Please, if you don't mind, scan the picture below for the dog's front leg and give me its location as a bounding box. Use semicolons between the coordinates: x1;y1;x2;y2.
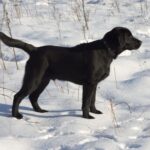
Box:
90;85;103;114
82;84;96;119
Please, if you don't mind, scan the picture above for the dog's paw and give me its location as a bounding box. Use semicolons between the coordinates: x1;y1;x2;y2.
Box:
88;115;95;119
90;109;103;114
35;109;48;113
83;114;95;119
12;113;23;119
82;108;95;119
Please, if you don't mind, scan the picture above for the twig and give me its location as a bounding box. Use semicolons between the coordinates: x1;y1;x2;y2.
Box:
0;93;12;100
53;81;64;93
0;41;6;70
0;3;6;70
13;0;22;24
115;102;132;114
109;99;119;134
113;66;118;89
51;0;62;39
71;0;90;40
78;86;80;101
113;0;120;13
3;2;19;70
0;87;16;93
67;82;69;94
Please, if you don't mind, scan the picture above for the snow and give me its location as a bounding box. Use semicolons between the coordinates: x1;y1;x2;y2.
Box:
0;0;150;150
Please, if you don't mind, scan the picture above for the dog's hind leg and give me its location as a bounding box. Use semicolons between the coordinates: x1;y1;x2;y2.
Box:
12;88;29;119
12;59;48;119
29;77;50;113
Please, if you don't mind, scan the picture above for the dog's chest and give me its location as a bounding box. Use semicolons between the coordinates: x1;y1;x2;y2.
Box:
87;51;112;82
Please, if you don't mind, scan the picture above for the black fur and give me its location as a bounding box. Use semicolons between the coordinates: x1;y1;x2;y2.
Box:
0;27;142;119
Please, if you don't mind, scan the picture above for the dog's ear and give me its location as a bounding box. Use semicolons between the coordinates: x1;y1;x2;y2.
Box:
103;28;125;55
103;28;119;50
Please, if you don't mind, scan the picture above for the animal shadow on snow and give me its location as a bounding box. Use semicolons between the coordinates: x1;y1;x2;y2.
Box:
0;103;81;118
23;109;82;118
0;103;32;118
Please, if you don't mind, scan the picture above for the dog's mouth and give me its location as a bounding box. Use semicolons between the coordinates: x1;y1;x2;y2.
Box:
136;40;142;48
125;39;142;50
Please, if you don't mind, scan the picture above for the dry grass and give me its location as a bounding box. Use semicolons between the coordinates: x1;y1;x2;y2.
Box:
2;2;19;70
0;41;6;70
109;99;119;130
115;102;132;114
113;66;118;89
113;0;120;13
50;0;62;39
71;0;90;40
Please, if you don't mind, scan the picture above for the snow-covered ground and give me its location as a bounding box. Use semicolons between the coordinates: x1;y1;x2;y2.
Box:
0;0;150;149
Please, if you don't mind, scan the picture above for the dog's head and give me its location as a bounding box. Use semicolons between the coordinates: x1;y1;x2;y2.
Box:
103;27;142;58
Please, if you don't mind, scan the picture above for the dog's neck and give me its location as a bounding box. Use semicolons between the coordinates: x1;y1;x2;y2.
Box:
103;40;117;59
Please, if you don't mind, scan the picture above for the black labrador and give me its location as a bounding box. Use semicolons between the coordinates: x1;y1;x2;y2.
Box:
0;27;142;119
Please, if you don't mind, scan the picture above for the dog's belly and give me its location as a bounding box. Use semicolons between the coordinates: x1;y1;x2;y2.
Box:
51;72;87;85
48;63;87;85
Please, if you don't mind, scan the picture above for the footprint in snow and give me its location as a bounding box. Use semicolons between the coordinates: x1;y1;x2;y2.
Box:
117;143;126;150
23;116;40;124
78;137;97;145
38;126;55;133
34;133;54;140
128;144;141;149
131;126;141;131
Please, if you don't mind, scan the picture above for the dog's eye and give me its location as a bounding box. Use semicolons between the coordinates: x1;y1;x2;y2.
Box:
129;35;132;38
127;34;133;39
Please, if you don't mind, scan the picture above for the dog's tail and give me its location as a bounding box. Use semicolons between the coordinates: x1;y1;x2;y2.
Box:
0;32;36;55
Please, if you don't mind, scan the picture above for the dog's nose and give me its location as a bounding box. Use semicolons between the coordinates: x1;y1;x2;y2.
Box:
139;40;142;45
137;39;142;47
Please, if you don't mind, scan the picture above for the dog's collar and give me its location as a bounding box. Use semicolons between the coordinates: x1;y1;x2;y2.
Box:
103;40;116;59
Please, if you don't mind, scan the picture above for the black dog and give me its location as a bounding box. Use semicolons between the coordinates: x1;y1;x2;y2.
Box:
0;27;141;119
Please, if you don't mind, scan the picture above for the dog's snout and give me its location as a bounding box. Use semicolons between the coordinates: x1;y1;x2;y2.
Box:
137;39;142;47
133;37;142;48
139;40;142;46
